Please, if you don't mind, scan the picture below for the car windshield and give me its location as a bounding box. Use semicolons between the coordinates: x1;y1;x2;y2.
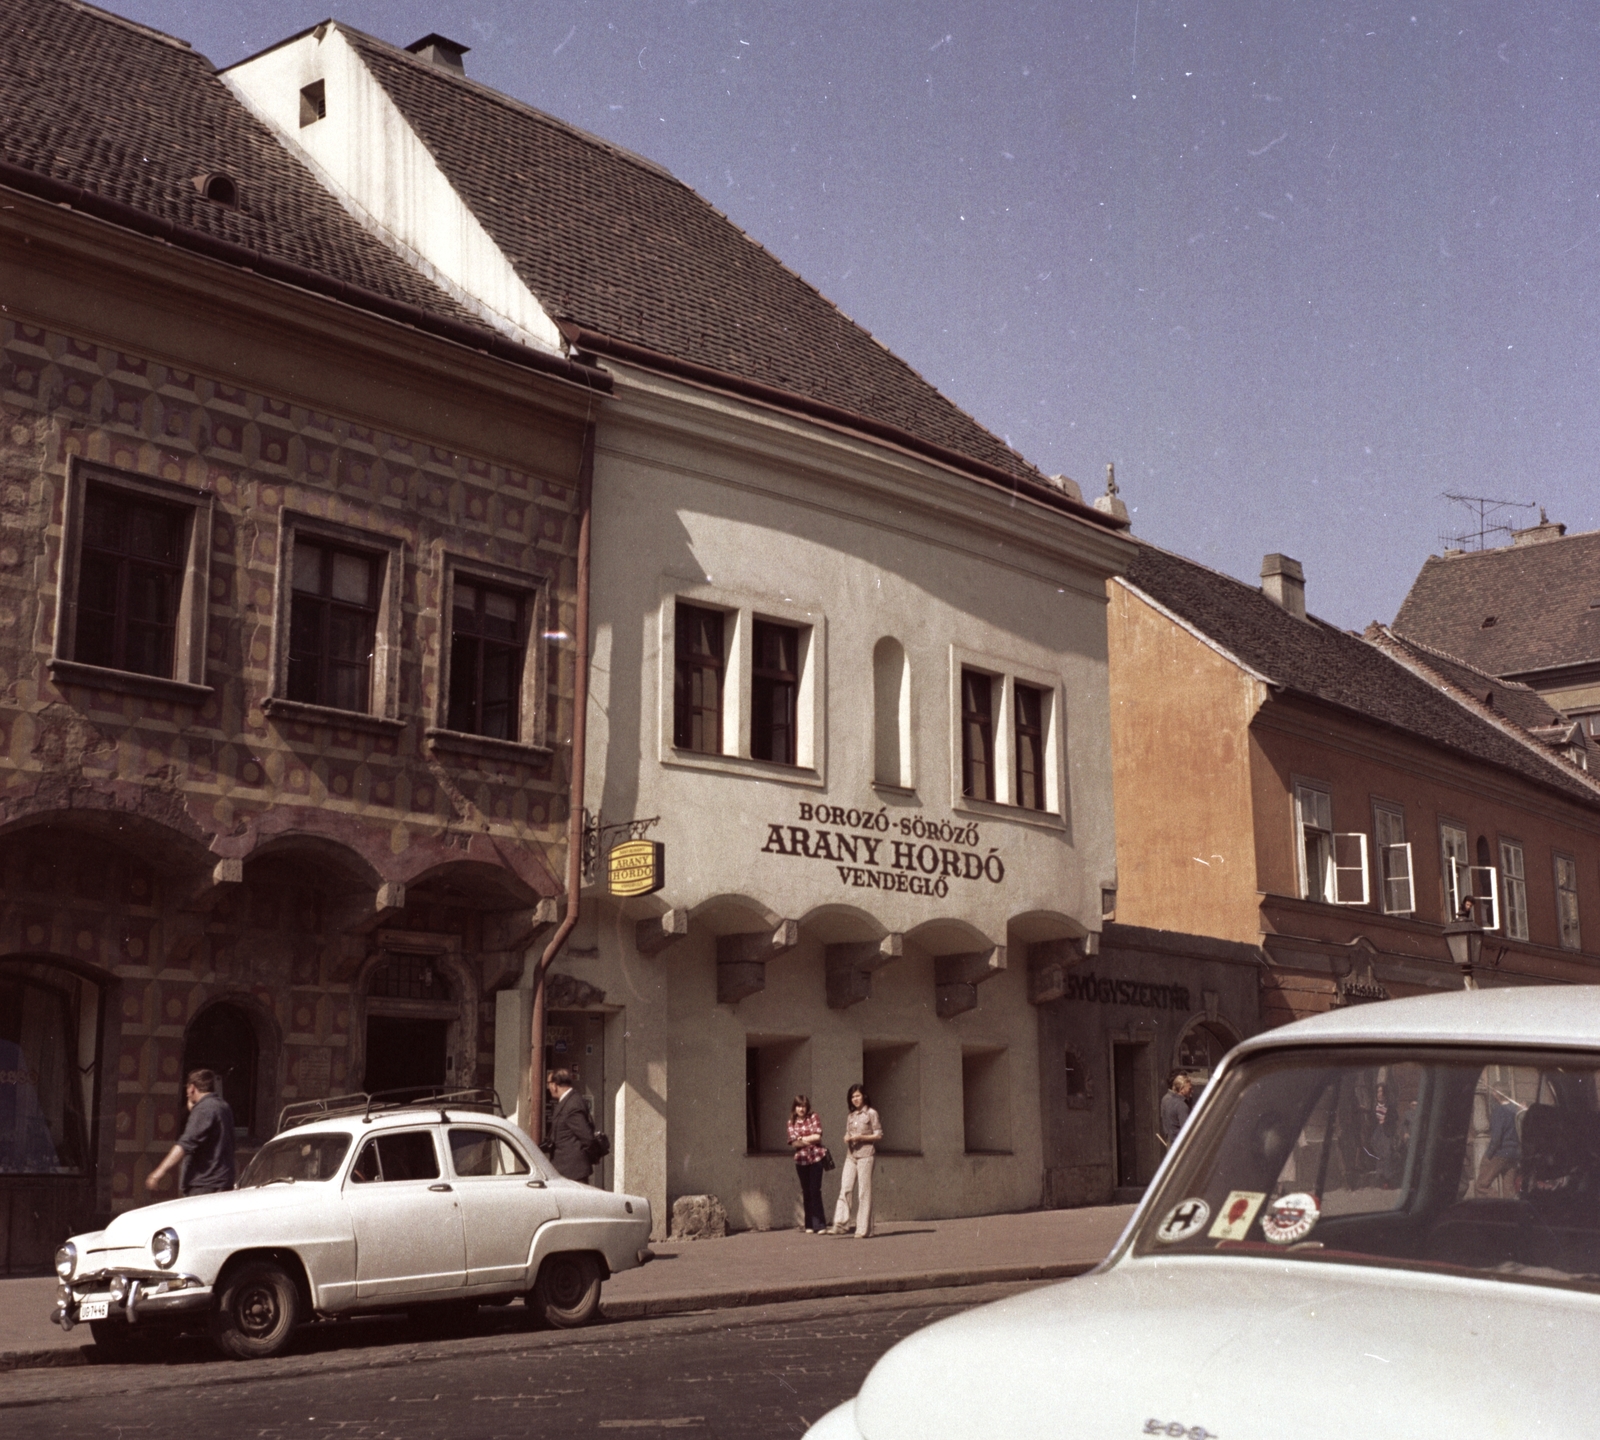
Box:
238;1131;353;1187
1134;1045;1600;1293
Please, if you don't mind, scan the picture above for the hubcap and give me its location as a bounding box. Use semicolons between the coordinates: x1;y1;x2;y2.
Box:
236;1282;280;1338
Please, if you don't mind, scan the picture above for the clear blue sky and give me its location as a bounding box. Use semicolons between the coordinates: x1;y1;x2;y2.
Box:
107;1;1600;629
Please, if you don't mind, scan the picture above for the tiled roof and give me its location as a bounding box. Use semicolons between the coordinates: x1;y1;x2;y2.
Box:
0;1;513;344
1372;631;1566;734
1122;542;1600;806
1392;527;1600;679
339;28;1053;494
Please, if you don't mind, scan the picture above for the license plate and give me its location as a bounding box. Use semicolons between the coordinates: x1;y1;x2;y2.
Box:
79;1299;109;1321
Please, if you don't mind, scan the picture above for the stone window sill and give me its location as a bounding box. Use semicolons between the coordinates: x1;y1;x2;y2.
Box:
49;658;212;705
261;696;406;734
425;727;552;765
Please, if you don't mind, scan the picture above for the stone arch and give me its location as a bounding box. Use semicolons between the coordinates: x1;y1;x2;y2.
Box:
349;939;477;1095
182;993;281;1142
1174;1013;1243;1079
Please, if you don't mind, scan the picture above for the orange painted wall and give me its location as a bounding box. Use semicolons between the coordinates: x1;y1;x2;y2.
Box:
1106;581;1265;942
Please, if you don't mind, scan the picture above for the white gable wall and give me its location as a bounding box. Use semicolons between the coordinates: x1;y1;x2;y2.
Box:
225;29;563;355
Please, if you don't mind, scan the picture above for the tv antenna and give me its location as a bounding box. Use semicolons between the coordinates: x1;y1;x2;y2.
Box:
1439;493;1537;553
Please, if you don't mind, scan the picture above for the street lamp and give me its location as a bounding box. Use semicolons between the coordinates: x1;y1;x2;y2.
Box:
1443;918;1484;990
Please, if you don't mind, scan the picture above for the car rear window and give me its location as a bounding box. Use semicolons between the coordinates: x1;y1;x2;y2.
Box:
238;1132;352;1186
348;1130;440;1183
448;1127;530;1177
1134;1045;1600;1293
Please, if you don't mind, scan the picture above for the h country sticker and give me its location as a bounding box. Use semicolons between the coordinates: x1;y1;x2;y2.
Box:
1155;1198;1211;1245
1208;1190;1266;1241
1261;1191;1322;1246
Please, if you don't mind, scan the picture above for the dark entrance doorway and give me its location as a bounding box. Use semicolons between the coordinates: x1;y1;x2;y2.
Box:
1113;1043;1141;1189
183;1003;259;1139
363;1016;448;1095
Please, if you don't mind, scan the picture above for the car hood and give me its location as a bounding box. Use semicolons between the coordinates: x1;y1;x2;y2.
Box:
853;1255;1597;1440
92;1184;319;1249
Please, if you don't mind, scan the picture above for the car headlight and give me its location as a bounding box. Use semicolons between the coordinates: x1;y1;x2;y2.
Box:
108;1274;129;1303
151;1227;179;1269
55;1242;76;1281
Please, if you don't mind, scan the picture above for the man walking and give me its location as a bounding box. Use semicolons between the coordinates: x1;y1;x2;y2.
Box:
146;1069;236;1196
546;1068;598;1184
1160;1071;1194;1148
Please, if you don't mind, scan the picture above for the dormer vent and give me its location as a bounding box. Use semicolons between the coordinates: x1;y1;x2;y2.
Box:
406;34;470;73
192;172;238;207
299;79;326;127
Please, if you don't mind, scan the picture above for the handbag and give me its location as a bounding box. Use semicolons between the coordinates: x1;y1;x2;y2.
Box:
821;1146;835;1172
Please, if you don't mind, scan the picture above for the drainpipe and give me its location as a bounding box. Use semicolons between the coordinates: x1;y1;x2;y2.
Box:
527;421;594;1146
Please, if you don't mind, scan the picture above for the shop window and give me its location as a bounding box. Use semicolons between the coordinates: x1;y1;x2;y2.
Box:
961;1046;1010;1154
1501;840;1529;941
0;968;97;1176
50;461;214;700
745;1035;809;1153
872;637;912;788
182;1003;259;1139
674;603;725;754
862;1041;921;1151
960;668;995;800
751;620;800;764
1555;853;1582;950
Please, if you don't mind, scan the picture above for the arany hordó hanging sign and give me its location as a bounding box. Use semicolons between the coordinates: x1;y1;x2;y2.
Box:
607;839;665;897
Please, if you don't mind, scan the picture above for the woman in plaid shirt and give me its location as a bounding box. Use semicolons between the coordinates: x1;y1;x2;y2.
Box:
787;1094;829;1233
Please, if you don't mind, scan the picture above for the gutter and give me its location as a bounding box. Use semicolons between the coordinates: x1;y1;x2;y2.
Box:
0;159;612;396
556;323;1129;534
527;420;594;1146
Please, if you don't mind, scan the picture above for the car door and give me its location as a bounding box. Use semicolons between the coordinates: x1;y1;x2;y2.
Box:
342;1127;468;1300
447;1126;561;1289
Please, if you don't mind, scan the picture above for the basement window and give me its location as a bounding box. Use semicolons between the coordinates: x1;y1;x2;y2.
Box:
300;79;326;127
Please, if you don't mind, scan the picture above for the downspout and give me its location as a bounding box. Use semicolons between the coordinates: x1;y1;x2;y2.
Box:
527;420;594;1146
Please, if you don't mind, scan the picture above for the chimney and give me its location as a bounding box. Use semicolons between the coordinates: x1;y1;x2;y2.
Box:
1261;553;1306;620
1511;507;1567;547
406;33;470;73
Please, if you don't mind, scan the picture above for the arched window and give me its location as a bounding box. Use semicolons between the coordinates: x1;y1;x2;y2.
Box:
183;1004;259;1139
1177;1019;1239;1077
872;637;912;788
367;954;453;1001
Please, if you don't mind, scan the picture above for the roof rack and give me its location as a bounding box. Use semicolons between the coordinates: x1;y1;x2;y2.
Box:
276;1086;503;1133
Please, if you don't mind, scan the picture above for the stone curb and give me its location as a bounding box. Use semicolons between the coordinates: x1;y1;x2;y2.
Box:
0;1261;1096;1374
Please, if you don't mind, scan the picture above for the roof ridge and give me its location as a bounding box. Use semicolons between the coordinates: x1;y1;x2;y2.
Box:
1429;526;1600;564
65;0;195;54
1382;630;1543;693
1365;625;1600;801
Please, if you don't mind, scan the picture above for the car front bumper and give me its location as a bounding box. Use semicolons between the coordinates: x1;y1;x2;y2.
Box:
53;1270;211;1330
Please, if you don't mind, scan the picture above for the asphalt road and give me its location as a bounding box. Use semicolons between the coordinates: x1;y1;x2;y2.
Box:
0;1282;1035;1438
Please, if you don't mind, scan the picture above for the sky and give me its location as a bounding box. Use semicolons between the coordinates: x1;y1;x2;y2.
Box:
104;0;1600;630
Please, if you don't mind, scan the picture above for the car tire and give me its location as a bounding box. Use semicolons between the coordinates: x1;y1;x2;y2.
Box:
533;1252;602;1328
210;1260;301;1360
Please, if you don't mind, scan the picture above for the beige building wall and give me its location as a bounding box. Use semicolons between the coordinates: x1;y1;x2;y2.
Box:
1106;579;1266;943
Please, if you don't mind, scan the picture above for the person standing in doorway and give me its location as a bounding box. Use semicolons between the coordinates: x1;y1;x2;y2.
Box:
1159;1072;1194;1148
828;1084;882;1238
787;1094;828;1233
145;1069;236;1196
546;1068;597;1183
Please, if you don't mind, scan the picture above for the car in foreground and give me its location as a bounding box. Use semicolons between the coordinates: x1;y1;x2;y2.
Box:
50;1088;652;1359
806;986;1600;1438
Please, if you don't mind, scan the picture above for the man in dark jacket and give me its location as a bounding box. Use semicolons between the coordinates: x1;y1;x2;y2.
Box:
146;1069;236;1195
546;1068;597;1183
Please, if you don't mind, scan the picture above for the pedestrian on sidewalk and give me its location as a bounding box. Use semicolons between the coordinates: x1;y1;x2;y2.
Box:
786;1094;829;1233
546;1068;598;1184
145;1069;235;1196
1159;1071;1193;1148
829;1084;882;1238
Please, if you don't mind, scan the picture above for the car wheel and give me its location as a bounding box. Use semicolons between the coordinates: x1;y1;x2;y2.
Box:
210;1260;301;1360
533;1252;602;1328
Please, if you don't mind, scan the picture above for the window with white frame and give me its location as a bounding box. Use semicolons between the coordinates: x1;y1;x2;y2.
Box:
50;459;214;702
1500;840;1529;941
660;588;823;779
1440;821;1470;920
1466;835;1501;931
1373;802;1414;915
1294;784;1367;904
427;558;549;756
1555;853;1582;950
949;651;1064;818
264;513;404;729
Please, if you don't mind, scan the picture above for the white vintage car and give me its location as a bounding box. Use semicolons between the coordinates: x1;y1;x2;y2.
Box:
50;1090;652;1359
807;987;1600;1439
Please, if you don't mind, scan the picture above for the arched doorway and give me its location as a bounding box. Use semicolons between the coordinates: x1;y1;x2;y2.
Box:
1176;1016;1241;1082
363;952;457;1095
182;1003;260;1140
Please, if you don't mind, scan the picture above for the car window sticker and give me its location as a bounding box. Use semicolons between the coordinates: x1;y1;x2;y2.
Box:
1261;1192;1322;1245
1208;1190;1266;1242
1155;1198;1212;1245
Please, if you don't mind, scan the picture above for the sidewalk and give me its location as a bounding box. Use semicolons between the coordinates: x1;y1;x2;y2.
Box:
0;1204;1134;1371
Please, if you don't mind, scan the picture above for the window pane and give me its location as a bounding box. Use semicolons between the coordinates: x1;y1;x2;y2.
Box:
373;1131;440;1181
674;603;724;753
75;486;185;677
484;589;518;626
453;582;479;623
331;550;373;604
449;1127;529;1177
326;660;370;714
0;977;90;1175
292;542;324;593
447;633;481;733
327;606;374;663
961;669;994;800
